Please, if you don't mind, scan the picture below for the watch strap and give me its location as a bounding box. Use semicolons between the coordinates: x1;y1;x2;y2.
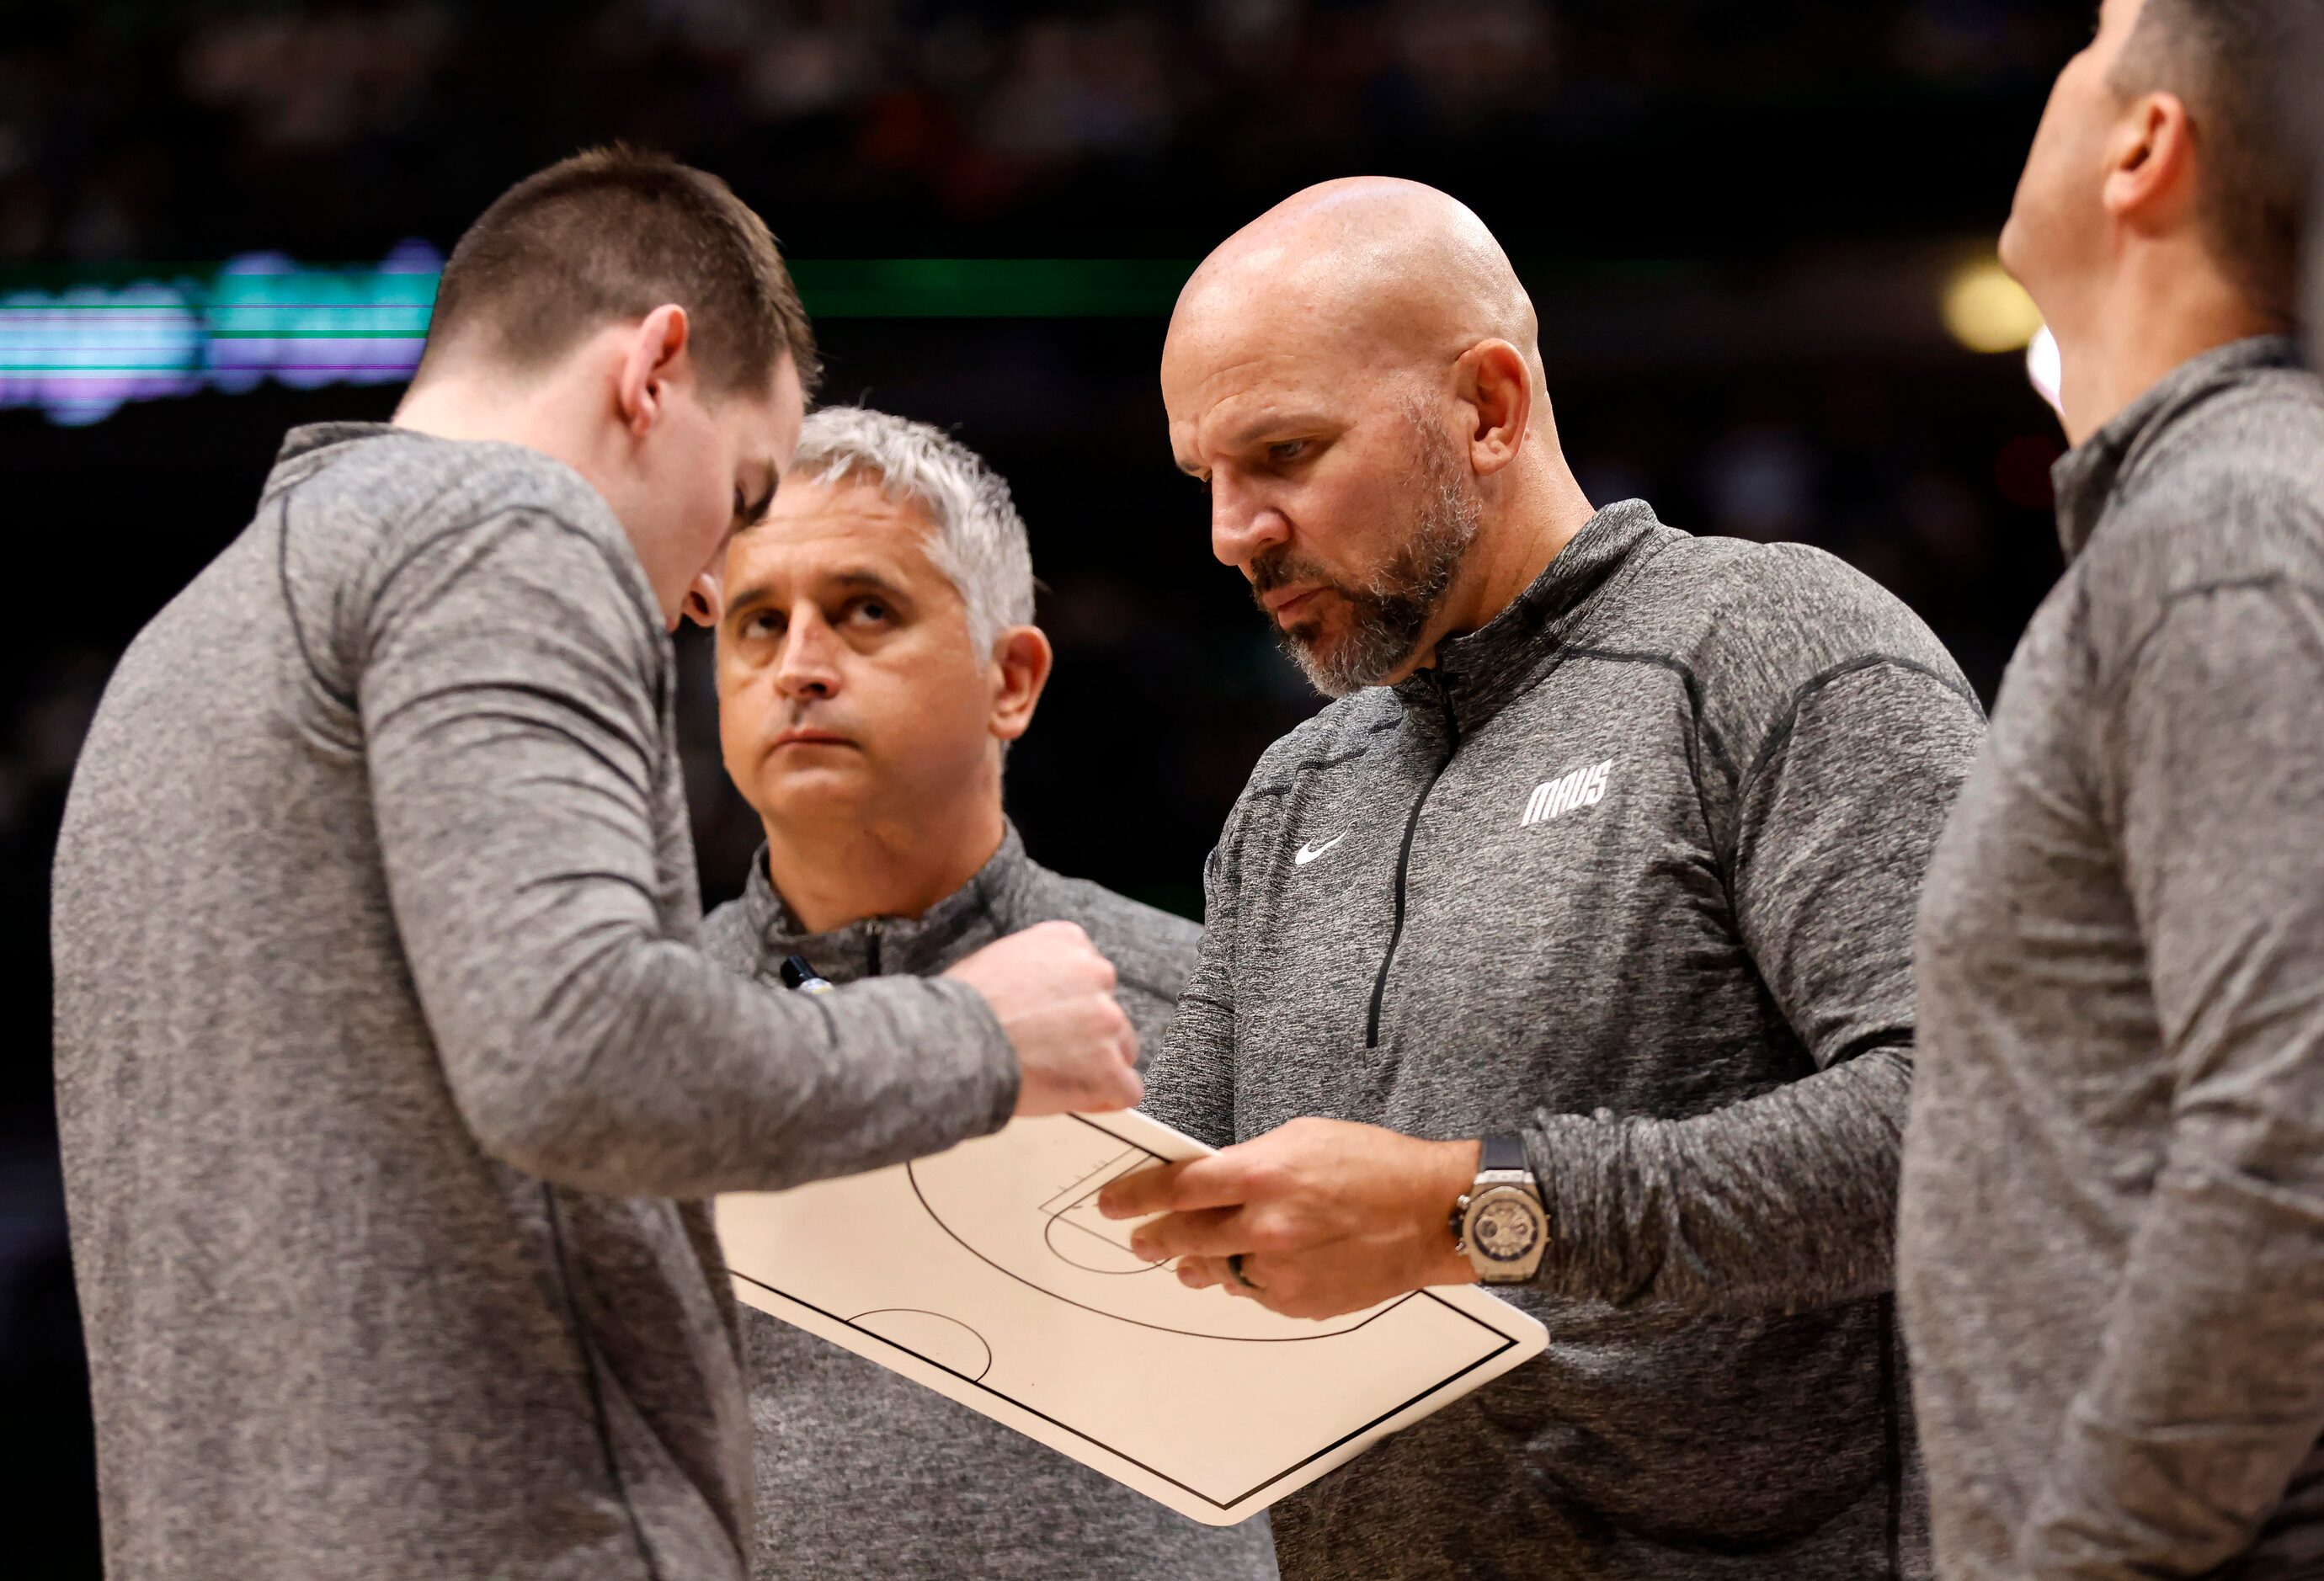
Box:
1480;1134;1527;1174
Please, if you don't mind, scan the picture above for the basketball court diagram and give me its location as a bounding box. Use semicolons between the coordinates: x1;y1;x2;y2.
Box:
717;1110;1548;1525
906;1115;1410;1343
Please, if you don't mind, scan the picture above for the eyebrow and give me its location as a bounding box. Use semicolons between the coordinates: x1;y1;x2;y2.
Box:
722;579;778;625
1228;412;1331;448
1178;411;1335;475
722;567;912;624
824;568;910;601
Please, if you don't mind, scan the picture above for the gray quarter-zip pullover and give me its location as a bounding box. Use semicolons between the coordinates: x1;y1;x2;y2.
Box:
1143;498;1986;1579
699;825;1277;1580
1900;336;2324;1579
51;423;1021;1581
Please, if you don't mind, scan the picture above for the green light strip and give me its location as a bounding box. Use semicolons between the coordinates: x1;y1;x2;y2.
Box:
790;258;1195;317
0;259;1204;407
0;258;1199;327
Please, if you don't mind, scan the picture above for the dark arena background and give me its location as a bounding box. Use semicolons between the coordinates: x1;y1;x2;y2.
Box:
0;0;2269;1568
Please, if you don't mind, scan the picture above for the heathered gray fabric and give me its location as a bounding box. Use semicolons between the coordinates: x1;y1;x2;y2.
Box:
699;824;1278;1580
1143;498;1986;1579
1900;337;2324;1580
50;422;1021;1581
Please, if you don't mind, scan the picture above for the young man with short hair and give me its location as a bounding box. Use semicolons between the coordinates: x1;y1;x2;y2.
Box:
52;152;1138;1581
693;406;1277;1581
1897;2;2324;1574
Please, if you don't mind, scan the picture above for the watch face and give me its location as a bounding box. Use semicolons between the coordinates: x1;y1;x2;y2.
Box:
1471;1194;1542;1263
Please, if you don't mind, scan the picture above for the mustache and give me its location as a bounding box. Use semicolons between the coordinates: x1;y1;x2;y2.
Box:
1248;549;1346;606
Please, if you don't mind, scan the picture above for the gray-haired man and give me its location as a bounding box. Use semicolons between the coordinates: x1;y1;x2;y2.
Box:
690;407;1278;1580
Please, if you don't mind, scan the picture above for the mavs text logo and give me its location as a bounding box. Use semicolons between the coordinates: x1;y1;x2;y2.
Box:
1522;759;1613;828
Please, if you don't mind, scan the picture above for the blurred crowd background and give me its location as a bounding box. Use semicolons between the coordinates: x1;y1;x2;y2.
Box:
3;0;2111;1566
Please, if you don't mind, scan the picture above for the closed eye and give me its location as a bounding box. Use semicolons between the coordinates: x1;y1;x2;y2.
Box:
735;476;776;527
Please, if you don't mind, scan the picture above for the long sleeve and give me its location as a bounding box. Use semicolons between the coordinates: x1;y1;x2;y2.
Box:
2017;582;2324;1578
1527;660;1983;1311
1139;802;1248;1150
359;508;1019;1200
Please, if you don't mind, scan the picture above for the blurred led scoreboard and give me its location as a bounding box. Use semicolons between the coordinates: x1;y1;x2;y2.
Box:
0;253;1196;428
0;243;441;426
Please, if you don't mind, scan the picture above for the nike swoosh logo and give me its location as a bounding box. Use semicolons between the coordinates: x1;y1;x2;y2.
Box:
1294;832;1350;866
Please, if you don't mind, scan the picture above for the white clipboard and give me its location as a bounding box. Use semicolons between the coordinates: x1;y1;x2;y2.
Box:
716;1110;1548;1525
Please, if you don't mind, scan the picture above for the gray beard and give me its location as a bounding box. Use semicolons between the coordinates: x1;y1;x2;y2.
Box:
1261;427;1483;699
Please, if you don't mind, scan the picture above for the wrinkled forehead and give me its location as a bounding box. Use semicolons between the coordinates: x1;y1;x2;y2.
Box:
1163;284;1396;460
720;473;946;592
1168;354;1357;460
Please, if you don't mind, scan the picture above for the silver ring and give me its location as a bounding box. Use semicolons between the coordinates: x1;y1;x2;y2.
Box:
1229;1254;1261;1291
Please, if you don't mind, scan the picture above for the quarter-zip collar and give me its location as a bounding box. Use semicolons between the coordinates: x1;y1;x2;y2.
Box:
275;420;393;462
2050;334;2303;564
1356;500;1663;1047
1390;498;1665;736
265;422;403;498
738;822;1033;983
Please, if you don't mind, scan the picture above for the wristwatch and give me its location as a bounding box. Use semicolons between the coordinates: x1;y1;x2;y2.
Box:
1451;1135;1548;1285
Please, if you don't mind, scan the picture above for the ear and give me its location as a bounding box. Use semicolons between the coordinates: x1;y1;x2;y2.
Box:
989;625;1054;745
2102;91;2199;234
1455;339;1534;479
614;304;693;438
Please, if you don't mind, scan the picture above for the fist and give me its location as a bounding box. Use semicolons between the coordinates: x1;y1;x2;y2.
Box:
945;921;1141;1116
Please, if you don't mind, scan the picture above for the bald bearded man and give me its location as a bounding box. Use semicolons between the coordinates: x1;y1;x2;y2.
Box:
1101;179;1985;1578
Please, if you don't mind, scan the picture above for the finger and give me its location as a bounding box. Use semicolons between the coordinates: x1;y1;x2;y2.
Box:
1069;1006;1140;1111
1217;1254;1277;1305
1098;1152;1252;1218
1239;1259;1311;1316
1042;920;1105;973
1175;1254;1233;1290
1186;1257;1258;1300
1130;1207;1253;1261
1079;1062;1142;1115
1096;1158;1189;1218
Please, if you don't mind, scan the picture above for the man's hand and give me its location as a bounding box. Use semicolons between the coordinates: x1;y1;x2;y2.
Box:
944;922;1141;1117
1097;1118;1482;1320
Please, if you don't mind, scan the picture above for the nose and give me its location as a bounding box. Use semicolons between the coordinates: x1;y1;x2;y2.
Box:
680;568;722;628
774;610;844;702
1209;473;1290;575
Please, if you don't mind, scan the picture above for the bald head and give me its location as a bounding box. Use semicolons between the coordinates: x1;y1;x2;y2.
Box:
1163;178;1589;699
1170;177;1544;399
